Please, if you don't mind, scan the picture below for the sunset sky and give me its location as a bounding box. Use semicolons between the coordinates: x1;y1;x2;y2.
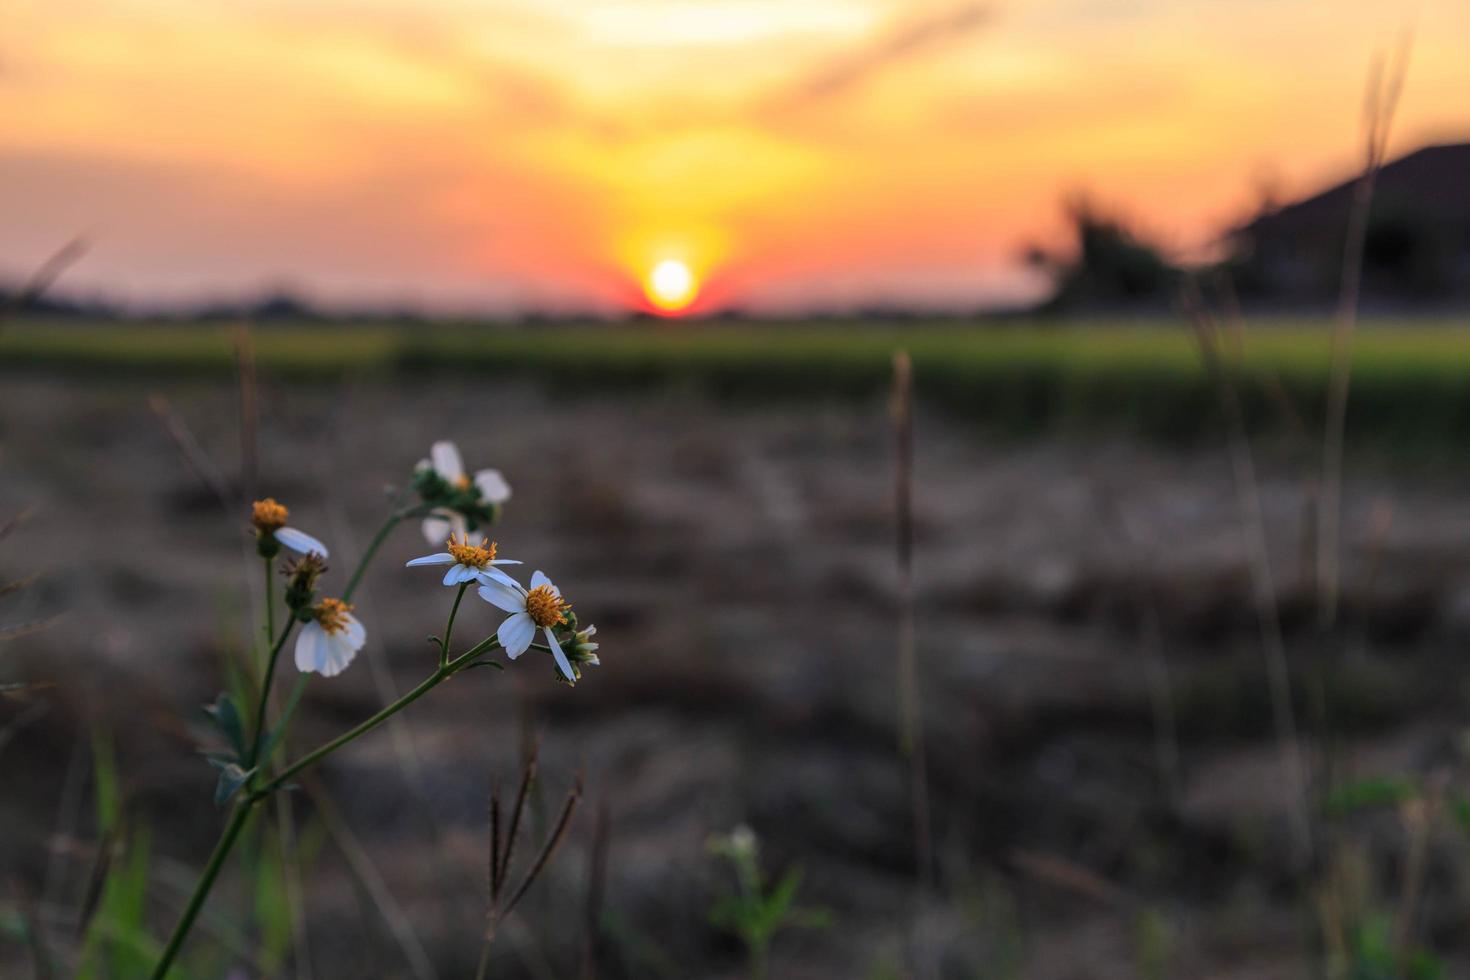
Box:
3;0;1469;314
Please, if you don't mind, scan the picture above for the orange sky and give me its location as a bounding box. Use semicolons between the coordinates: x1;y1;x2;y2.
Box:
2;0;1468;314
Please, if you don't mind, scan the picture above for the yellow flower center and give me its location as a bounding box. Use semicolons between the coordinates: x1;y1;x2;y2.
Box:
525;584;570;629
251;498;289;533
454;474;473;491
445;533;497;569
314;597;354;636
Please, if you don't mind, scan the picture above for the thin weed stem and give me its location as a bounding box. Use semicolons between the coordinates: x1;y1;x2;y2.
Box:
247;618;297;768
442;582;470;667
150;634;502;978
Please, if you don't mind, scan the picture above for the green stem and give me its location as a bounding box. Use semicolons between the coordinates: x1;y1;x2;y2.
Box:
263;555;275;657
152;500;450;979
148;801;257;980
474;928;496;980
258;636;497;797
151;636;501;979
247;619;296;768
441;582;469;667
342;504;427;603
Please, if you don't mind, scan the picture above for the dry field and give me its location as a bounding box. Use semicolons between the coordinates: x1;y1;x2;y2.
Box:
5;365;1470;977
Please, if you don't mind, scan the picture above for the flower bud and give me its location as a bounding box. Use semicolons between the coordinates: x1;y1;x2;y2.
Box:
252;498;289;557
282;553;328;612
569;624;600;666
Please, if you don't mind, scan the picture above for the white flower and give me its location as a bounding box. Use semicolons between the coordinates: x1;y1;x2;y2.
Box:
294;598;365;677
252;498;329;558
421;509;468;549
405;532;521;588
477;570;576;682
417;440;511;546
274;526;329;558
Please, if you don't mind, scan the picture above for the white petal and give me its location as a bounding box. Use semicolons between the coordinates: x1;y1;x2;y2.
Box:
343;613;366;649
582;625;597;637
443;564;474;586
294;623;326;674
405;553;455;567
276;527;329;558
320;633;359;677
431;440;464;481
475;566;521;590
488;558;523;566
474;469;511;504
477;581;525;613
498;613;535;658
420;515;452;547
529;570;554;592
545;627;575;681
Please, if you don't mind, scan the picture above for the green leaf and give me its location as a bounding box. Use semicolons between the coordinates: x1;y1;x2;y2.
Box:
252;823;293;970
208;759;256;806
759;869;803;933
1324;776;1419;815
203;692;247;760
90;726;119;836
1447;794;1470;839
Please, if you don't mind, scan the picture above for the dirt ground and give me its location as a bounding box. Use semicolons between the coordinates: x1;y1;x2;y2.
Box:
5;369;1470;978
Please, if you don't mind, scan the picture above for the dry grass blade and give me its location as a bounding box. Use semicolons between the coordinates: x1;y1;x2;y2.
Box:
0;507;36;544
0;238;86;326
0;614;67;644
891;352;933;889
73;821;122;940
496;743;540;908
477;761;581;980
580;800;610;980
148;394;235;509
490;793;504;903
1394;771;1444;972
502;772;582;916
1317;36;1413;628
1009;849;1132;911
1182;282;1312;868
0;573;41;601
302;776;438;980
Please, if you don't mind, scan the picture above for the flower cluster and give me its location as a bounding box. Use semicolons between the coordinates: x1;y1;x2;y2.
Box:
170;436;602;980
407;552;600;684
403;439;599;685
251;440;599;686
252;514;366;678
412;440;511;546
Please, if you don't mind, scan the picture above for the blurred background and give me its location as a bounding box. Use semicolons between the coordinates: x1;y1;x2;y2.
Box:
6;1;1470;977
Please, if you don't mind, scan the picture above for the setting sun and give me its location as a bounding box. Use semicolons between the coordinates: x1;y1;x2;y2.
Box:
645;260;698;313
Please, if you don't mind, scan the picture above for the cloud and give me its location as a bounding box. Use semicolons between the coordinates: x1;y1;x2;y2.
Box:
779;2;993;105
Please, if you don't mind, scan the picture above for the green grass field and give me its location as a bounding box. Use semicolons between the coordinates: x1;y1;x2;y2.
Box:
6;316;1470;447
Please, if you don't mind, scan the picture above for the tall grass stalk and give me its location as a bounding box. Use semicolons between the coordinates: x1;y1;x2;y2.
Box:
1317;38;1411;628
1183;287;1312;867
891;350;936;977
